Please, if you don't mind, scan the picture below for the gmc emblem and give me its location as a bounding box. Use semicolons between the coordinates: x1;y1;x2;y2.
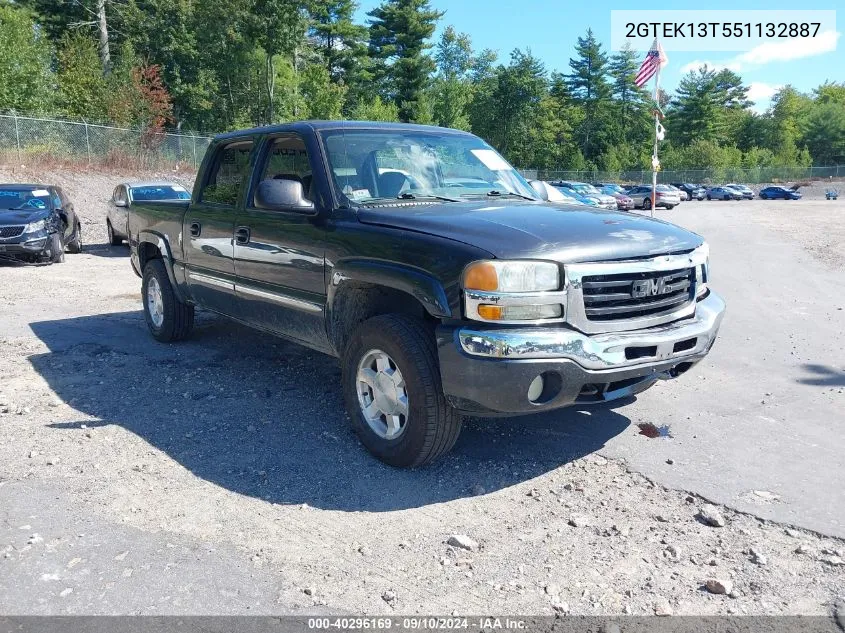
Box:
632;276;672;298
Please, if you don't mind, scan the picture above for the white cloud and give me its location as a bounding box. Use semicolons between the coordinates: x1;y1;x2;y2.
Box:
746;82;783;113
680;60;742;74
737;30;840;65
680;30;840;77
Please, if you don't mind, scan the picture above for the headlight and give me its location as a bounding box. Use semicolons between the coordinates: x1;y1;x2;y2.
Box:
24;219;46;233
463;260;559;292
695;243;710;298
463;260;565;323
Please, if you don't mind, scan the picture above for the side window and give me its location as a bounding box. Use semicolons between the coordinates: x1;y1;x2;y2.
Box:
256;136;314;203
200;141;254;205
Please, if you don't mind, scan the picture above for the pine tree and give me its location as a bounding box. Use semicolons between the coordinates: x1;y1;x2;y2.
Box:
56;32;109;121
310;0;369;84
367;0;443;122
566;29;613;164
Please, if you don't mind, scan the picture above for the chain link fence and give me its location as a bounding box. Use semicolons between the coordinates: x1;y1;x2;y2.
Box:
520;166;844;185
0;113;213;171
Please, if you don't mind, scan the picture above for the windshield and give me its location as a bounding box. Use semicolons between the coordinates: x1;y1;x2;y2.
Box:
571;183;600;195
0;187;51;211
319;129;537;205
130;185;191;201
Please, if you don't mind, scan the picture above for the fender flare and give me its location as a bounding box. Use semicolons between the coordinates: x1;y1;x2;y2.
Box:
328;259;452;319
137;230;186;302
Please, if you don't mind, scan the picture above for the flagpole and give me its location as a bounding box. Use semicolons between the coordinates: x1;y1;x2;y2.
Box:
650;60;661;219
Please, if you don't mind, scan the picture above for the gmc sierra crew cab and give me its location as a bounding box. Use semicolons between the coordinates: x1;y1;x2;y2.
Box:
127;121;725;467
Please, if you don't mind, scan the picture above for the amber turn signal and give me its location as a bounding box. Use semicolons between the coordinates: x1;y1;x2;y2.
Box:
463;262;498;291
477;304;503;320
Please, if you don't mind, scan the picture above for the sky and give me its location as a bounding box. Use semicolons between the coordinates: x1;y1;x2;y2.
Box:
355;0;842;113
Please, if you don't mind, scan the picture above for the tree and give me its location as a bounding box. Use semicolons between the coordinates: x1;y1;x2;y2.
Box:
607;43;651;153
56;32;109;120
367;0;443;122
0;3;55;114
350;95;399;121
567;29;613;162
310;0;368;84
430;26;477;129
300;64;346;119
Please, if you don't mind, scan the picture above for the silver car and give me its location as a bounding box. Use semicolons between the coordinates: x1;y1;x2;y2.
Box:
107;181;191;245
626;185;681;210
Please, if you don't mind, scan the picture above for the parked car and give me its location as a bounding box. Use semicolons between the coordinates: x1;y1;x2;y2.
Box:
625;184;681;210
108;182;191;245
593;183;626;195
706;186;743;201
724;184;754;200
0;183;81;263
666;184;689;201
598;185;635;210
759;186;802;200
670;183;704;201
551;181;617;210
549;184;601;207
127;121;724;467
529;181;591;207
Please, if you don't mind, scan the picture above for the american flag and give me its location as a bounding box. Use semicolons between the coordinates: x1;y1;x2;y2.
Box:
635;38;668;88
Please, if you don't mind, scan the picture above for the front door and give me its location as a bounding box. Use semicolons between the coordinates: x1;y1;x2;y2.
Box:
233;134;329;348
184;139;254;316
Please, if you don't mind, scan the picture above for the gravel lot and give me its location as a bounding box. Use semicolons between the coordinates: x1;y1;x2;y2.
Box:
1;168;843;616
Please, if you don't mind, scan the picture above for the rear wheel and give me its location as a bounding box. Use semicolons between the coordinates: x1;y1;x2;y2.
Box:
142;258;194;342
342;314;462;468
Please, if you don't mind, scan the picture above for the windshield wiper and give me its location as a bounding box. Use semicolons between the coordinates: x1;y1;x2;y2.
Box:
398;192;461;202
461;190;536;201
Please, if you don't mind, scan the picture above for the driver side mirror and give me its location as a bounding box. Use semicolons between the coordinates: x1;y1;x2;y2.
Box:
254;179;316;214
528;180;549;201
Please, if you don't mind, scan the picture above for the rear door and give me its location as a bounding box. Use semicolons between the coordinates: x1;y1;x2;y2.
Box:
233;133;329;347
184;139;255;317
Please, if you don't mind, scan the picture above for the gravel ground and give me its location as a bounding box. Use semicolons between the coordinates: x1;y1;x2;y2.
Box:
0;168;843;616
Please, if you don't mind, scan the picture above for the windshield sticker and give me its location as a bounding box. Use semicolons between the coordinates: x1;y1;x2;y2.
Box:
346;188;372;201
32;189;50;197
470;149;511;171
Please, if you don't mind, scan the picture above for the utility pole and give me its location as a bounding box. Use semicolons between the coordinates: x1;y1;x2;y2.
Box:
97;0;111;75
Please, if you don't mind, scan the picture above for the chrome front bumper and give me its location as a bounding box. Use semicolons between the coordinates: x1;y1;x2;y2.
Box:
457;291;725;371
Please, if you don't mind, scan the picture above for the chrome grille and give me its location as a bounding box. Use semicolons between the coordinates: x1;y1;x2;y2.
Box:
581;267;695;322
0;226;24;239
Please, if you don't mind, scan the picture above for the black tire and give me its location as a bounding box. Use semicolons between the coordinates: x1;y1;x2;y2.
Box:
642;197;651;210
141;258;194;342
66;220;82;253
342;314;462;468
706;195;711;200
107;221;122;246
46;232;65;263
666;205;676;210
760;193;768;200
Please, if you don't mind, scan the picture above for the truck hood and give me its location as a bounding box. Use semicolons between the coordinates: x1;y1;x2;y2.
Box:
357;201;703;262
0;209;48;225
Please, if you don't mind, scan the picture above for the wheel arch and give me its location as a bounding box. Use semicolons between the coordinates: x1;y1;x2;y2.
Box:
326;259;452;355
136;231;185;302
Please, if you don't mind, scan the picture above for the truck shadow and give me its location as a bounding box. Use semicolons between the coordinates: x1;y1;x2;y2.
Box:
29;311;632;512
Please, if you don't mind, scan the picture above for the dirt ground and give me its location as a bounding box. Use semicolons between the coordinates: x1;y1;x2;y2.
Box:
0;167;843;617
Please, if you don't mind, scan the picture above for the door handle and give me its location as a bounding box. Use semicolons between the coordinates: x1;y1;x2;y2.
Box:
189;222;201;237
235;226;250;245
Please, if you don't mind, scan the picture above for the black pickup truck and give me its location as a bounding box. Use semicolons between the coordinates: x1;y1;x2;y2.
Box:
127;121;724;467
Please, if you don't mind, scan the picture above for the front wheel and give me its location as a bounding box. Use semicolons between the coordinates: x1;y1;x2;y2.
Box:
706;195;712;200
760;194;768;200
66;220;82;253
142;259;194;342
107;221;122;246
44;232;65;263
342;314;462;467
642;197;652;210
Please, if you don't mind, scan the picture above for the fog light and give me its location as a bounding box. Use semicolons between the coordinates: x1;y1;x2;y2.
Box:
527;374;545;402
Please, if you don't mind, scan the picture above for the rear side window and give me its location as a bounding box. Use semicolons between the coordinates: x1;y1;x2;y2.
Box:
200;141;254;205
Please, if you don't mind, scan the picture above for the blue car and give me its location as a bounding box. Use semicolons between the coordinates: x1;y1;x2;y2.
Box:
759;186;801;200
